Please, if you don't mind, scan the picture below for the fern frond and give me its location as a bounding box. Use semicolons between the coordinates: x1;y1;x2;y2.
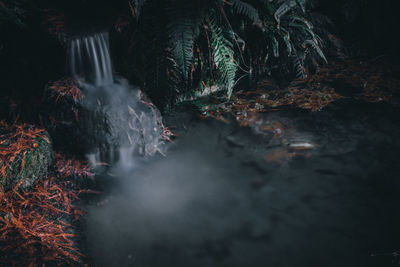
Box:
167;17;195;81
278;27;292;54
289;22;317;41
274;0;297;25
296;0;306;13
166;2;203;81
291;16;313;29
303;39;327;63
272;36;279;57
208;9;237;98
292;53;307;79
230;0;261;25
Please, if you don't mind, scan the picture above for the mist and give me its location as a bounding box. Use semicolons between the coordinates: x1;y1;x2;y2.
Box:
83;106;400;267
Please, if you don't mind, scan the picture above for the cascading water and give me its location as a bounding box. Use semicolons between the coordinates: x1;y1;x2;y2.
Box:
67;32;164;166
67;32;114;86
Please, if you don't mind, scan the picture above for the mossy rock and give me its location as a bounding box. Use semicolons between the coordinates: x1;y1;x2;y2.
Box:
42;78;111;155
0;128;52;192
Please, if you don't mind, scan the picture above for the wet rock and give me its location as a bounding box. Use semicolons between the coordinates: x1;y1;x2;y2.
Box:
41;77;123;158
225;127;273;148
41;77;89;155
42;77;163;159
225;134;246;148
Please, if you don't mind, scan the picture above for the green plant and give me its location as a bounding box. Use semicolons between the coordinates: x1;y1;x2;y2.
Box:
126;0;327;109
0;0;27;28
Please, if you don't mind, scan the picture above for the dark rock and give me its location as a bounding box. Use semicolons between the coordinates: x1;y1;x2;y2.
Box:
42;77;164;159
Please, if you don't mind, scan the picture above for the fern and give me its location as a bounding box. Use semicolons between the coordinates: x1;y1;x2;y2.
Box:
123;0;328;109
289;22;318;44
278;28;292;54
208;10;237;98
230;0;262;25
274;0;297;25
166;4;199;81
296;0;306;13
292;52;307;79
291;16;314;30
303;39;327;63
272;36;279;57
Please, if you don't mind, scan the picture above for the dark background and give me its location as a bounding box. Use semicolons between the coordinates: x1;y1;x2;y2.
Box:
1;0;399;120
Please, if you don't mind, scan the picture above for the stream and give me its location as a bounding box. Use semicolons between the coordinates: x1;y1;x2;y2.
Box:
63;31;400;267
81;100;400;267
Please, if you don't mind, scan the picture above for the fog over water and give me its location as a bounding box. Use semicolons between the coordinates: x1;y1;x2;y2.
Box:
67;32;400;267
83;107;400;267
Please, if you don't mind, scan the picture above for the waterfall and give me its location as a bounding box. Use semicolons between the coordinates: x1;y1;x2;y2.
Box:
67;32;164;166
67;32;114;86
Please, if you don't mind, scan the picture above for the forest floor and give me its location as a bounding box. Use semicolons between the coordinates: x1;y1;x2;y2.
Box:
1;59;400;266
80;59;400;267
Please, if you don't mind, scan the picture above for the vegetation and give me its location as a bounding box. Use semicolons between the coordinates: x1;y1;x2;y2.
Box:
0;121;95;265
126;0;327;108
0;0;28;28
1;0;398;111
0;122;52;192
1;0;400;265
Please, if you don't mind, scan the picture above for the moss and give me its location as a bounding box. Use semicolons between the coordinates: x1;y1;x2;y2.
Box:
0;131;52;192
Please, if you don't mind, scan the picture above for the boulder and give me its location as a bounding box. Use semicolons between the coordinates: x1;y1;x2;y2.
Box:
42;77;164;161
0;122;52;192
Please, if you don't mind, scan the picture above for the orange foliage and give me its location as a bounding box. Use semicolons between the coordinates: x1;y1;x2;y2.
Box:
300;59;400;104
0;121;95;264
200;59;400;125
0;121;50;182
53;153;94;178
161;123;177;142
237;87;342;112
46;78;82;103
199;86;341;125
0;176;85;265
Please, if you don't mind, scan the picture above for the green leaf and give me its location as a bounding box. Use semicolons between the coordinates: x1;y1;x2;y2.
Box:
296;0;306;13
208;9;238;98
274;0;297;25
167;2;203;81
230;0;262;25
272;36;279;57
303;39;327;63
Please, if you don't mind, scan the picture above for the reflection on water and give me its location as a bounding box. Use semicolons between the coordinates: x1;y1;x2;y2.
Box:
84;106;400;267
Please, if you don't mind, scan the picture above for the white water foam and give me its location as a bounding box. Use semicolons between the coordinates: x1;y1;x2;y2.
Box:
67;32;164;166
